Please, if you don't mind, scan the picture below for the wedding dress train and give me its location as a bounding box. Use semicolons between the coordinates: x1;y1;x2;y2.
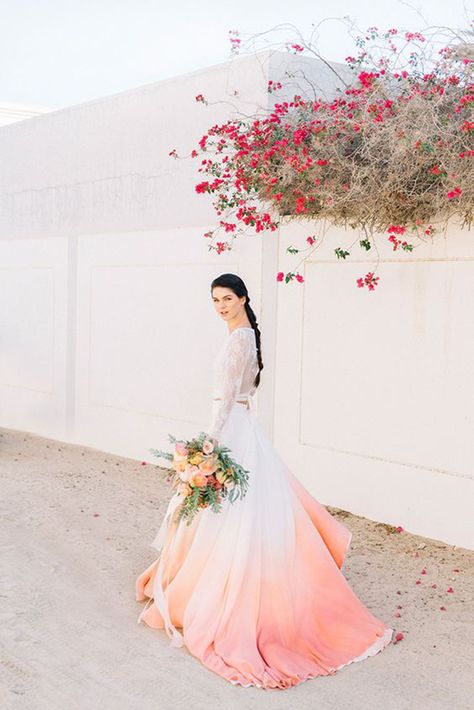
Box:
135;327;393;689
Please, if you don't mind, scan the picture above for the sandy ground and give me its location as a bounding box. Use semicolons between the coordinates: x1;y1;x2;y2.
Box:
1;427;473;710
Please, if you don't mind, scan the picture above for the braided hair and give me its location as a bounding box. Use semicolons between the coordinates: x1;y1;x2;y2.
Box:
210;273;264;388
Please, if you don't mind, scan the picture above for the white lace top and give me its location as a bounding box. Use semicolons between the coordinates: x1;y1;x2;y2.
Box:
206;327;259;440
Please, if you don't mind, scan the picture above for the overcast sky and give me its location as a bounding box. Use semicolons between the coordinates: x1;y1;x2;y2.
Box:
1;0;472;109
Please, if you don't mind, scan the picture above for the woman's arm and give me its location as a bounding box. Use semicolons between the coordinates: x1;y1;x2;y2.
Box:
206;329;253;441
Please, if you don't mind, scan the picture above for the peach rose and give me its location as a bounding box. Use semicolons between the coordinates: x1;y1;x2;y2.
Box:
173;459;187;473
190;471;207;487
179;464;199;482
199;456;218;476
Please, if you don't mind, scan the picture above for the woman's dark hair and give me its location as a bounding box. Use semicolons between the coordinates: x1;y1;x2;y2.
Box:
211;273;264;388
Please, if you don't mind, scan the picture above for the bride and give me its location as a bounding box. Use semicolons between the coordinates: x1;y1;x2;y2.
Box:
135;272;393;690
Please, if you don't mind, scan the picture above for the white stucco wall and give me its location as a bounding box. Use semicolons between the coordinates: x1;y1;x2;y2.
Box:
0;51;472;549
274;218;474;550
0;102;55;127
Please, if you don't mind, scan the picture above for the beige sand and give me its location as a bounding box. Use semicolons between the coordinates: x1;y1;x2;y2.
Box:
1;427;473;710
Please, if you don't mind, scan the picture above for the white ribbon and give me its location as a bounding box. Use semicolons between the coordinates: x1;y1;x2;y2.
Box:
137;490;185;647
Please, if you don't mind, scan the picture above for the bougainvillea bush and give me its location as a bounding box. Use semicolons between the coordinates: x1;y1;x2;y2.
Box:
172;24;474;290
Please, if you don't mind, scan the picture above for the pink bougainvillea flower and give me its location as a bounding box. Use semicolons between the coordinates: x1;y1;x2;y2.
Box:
141;461;147;466
447;186;462;199
306;236;315;246
357;271;380;290
440;606;447;611
276;271;284;282
415;579;422;585
295;273;304;283
387;225;406;235
421;567;427;574
195;181;210;194
394;632;404;643
295;196;307;213
395;525;404;532
447;587;454;593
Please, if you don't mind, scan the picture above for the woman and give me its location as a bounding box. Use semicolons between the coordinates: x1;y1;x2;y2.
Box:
135;273;393;689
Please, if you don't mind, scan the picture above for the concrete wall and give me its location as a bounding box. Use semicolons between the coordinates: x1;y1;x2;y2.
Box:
1;50;472;549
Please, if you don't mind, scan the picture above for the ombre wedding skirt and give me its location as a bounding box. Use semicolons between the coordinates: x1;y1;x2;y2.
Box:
135;401;393;690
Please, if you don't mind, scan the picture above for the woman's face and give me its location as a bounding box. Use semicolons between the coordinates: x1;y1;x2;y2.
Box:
212;287;246;323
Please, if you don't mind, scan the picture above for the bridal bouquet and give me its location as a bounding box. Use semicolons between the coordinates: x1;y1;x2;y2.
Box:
149;432;250;525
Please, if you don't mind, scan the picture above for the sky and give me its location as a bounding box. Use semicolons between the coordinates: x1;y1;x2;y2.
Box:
1;0;472;109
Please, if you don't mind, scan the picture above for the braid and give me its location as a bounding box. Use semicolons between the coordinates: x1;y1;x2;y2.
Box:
244;298;264;388
210;273;264;387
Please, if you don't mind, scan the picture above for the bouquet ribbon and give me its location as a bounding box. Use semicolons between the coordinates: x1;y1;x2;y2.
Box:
137;490;185;647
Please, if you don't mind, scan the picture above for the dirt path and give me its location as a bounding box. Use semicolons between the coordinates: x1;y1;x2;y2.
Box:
1;427;473;710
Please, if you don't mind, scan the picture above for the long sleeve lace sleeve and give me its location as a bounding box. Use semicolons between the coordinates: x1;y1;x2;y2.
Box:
206;329;253;441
